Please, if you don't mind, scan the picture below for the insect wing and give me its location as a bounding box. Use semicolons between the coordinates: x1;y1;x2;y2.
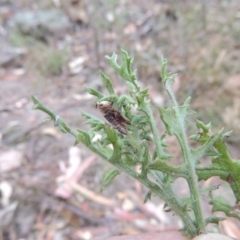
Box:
104;110;128;135
112;109;131;125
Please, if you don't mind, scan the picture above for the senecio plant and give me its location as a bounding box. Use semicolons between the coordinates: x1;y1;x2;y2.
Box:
32;50;240;238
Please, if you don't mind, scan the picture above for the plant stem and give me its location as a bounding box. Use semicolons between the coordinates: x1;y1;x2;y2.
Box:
31;96;78;138
113;162;198;237
165;86;205;233
178;132;205;232
143;103;164;158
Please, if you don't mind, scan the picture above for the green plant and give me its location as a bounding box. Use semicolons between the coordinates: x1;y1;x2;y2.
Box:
31;50;240;239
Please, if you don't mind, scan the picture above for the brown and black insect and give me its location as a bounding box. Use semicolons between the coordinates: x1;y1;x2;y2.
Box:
96;101;131;135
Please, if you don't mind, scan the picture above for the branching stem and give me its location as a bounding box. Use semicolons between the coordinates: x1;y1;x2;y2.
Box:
164;80;205;233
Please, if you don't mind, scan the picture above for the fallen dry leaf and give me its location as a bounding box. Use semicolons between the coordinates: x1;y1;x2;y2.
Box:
144;202;171;226
68;180;116;206
55;146;82;198
42;127;62;139
68;56;86;75
220;218;240;239
0;181;12;207
55;146;96;199
0;149;24;172
113;208;145;221
122;198;135;212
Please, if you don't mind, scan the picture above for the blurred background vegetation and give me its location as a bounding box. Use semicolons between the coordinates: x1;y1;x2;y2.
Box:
0;0;240;239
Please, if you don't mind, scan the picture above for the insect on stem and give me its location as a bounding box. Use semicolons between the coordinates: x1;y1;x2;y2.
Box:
96;101;131;135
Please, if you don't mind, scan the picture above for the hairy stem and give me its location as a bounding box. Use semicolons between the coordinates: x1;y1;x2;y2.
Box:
165;85;205;233
143;103;164;158
31;95;78;138
117;162;198;237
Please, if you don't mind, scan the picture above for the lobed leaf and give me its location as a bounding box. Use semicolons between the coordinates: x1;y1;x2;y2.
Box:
144;191;152;203
100;71;115;95
100;169;120;193
86;87;104;99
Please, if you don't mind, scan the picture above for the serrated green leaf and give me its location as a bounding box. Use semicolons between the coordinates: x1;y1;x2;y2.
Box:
144;191;152;203
204;149;221;157
194;120;213;143
100;71;115;95
85;87;104;99
163;203;172;212
74;138;80;146
164;75;176;89
189;134;199;141
92;125;105;132
141;144;150;174
106;49;137;84
160;58;172;83
179;97;192;118
210;197;231;213
159;107;179;135
162;174;172;186
77;130;92;145
196;136;240;202
81;111;104;127
131;115;147;124
205;216;225;225
100;169;120;192
196;120;211;131
140;135;153;142
56;119;71;134
160;154;174;160
122;156;138;166
223;130;233;138
88;130;95;141
136;88;149;106
106;52;120;72
148;159;184;176
159;97;193;136
31;95;39;109
120;49;135;81
196;166;228;181
152;149;158;160
105;125;117;143
139;88;149;97
117;95;135;106
191;128;223;163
